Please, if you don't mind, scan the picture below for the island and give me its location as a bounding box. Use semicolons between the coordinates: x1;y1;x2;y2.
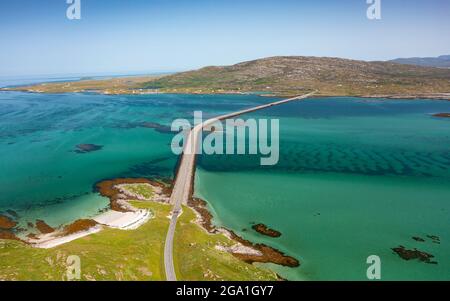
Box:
252;223;282;238
2;56;450;100
432;113;450;118
392;246;437;265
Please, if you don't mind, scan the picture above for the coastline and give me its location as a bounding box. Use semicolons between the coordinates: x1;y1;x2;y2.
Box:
1;91;445;278
187;198;299;268
0;177;299;271
2;90;447;277
1;179;169;248
2;85;449;101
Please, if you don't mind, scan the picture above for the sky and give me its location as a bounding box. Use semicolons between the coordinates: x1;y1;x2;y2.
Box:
0;0;449;77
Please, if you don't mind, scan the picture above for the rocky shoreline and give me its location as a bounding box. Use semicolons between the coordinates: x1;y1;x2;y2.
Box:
94;178;171;212
252;223;282;238
0;177;299;271
358;93;450;101
432;112;450;118
187;198;299;268
2;85;449;101
96;179;300;268
0;214;21;241
0;179;167;247
0;214;17;230
35;220;55;234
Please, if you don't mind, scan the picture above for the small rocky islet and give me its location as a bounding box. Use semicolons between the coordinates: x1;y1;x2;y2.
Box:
251;223;282;238
35;220;55;234
139;122;173;134
432;113;450;118
391;234;441;265
62;219;98;235
0;214;20;241
0;214;18;230
412;236;425;242
74;144;104;154
392;246;437;265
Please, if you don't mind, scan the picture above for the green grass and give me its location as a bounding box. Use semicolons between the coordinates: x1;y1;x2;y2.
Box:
0;200;277;281
120;183;154;200
174;207;278;281
0;202;169;281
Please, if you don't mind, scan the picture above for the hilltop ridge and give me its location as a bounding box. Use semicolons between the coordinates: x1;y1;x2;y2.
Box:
3;56;450;99
389;55;450;68
141;56;450;98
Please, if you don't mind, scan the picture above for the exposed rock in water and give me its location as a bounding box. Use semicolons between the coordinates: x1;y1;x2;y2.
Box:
188;197;299;268
392;246;437;264
35;220;55;234
6;210;19;218
0;230;21;241
0;215;17;230
252;223;282;238
14;227;26;233
432;113;450;118
412;236;425;242
139;122;174;134
75;144;103;154
26;233;38;240
426;235;441;244
229;231;299;267
62;219;98;235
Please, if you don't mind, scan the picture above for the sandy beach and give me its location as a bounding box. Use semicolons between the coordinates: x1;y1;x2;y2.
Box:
21;180;169;249
24;209;152;249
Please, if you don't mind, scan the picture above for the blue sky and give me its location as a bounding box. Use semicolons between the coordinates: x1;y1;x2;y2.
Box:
0;0;449;76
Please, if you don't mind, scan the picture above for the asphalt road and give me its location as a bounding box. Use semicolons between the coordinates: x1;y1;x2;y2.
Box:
163;92;316;281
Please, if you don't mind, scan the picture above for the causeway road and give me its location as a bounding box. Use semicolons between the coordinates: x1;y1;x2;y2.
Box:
164;92;316;281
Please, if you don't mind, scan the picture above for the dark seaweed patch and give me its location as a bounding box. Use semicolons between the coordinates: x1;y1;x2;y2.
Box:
75;144;103;154
392;246;437;265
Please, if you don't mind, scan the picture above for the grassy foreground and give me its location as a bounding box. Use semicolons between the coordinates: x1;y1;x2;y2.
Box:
119;183;154;200
0;200;277;281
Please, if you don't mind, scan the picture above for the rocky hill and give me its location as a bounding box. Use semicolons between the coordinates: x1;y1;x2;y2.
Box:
389;55;450;68
4;56;450;99
142;56;450;98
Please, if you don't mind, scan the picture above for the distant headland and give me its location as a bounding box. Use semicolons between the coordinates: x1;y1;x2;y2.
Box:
2;56;450;100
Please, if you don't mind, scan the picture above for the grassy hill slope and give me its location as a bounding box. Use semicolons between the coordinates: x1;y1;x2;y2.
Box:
142;56;450;97
4;56;450;98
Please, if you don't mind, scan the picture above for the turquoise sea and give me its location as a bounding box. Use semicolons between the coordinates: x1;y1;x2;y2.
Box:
0;89;449;280
0;91;274;227
195;98;450;280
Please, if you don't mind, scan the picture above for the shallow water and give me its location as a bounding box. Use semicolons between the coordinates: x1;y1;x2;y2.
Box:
194;98;450;280
0;91;274;228
1;91;449;280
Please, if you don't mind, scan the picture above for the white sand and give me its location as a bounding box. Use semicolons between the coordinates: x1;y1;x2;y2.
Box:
24;181;165;249
27;209;152;249
30;226;103;249
94;209;152;230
